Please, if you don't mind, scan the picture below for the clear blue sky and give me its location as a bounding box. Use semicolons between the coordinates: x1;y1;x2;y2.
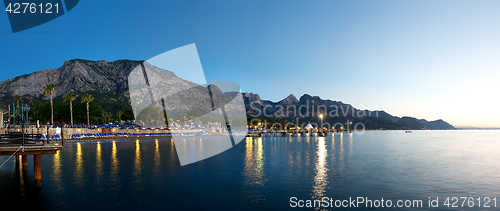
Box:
1;0;500;127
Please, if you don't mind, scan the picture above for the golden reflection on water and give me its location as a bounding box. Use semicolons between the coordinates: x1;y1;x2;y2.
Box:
111;141;119;177
244;137;267;203
245;138;253;169
154;139;161;174
134;139;141;177
312;137;328;201
53;151;61;180
170;138;175;162
96;142;103;178
255;138;265;185
52;151;62;190
19;157;26;200
75;142;84;186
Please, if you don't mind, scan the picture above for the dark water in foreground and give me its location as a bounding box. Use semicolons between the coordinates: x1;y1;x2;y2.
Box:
1;130;500;210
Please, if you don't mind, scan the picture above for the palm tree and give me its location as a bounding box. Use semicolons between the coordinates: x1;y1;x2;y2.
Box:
107;112;112;124
31;100;42;120
43;84;59;125
13;95;23;124
81;94;94;127
117;110;122;121
102;112;106;124
63;92;77;126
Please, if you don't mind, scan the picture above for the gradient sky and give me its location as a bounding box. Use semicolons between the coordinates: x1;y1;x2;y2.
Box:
1;0;500;127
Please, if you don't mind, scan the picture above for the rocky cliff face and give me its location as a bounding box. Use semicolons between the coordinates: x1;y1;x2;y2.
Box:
0;59;245;120
0;59;143;99
277;94;298;105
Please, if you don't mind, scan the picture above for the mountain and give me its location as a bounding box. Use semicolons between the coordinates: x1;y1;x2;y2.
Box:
278;94;298;105
397;117;426;130
242;93;455;130
0;59;142;100
418;119;455;130
0;59;455;130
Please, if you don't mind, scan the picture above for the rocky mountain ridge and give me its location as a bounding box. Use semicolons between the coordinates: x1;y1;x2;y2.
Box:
0;59;455;130
242;92;455;130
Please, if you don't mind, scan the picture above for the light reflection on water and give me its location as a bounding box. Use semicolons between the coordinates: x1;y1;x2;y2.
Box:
0;131;500;210
96;142;103;178
154;139;161;175
312;137;328;202
52;151;62;191
339;132;345;176
244;137;267;203
134;139;141;178
75;142;84;187
111;140;119;178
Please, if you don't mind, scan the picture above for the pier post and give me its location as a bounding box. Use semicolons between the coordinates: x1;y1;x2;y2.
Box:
22;155;27;171
34;154;41;187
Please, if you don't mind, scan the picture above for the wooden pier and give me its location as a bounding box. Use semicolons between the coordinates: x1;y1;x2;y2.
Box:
0;132;63;187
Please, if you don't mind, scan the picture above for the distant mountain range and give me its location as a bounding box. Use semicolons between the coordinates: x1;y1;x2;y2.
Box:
242;92;455;130
0;59;455;130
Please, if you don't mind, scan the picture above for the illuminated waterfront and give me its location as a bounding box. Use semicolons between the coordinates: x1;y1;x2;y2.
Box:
1;131;500;210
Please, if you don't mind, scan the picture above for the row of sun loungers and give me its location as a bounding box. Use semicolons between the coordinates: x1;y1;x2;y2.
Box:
39;131;212;140
115;132;209;137
72;133;115;139
115;133;171;137
40;134;61;140
69;132;209;139
66;125;139;128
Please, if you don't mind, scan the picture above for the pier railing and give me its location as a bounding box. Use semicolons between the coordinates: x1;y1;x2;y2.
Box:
0;126;47;146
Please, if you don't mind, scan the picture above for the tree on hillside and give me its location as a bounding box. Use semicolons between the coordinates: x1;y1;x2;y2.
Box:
106;112;112;124
64;92;77;126
102;111;107;124
43;84;59;125
117;110;122;121
31;100;42;120
81;94;95;126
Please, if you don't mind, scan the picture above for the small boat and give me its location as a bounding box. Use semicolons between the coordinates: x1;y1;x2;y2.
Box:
405;131;412;133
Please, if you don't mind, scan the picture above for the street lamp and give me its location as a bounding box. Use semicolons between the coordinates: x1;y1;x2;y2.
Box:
319;114;323;134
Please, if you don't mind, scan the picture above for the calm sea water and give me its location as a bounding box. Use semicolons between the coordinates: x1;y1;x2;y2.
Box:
1;130;500;210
